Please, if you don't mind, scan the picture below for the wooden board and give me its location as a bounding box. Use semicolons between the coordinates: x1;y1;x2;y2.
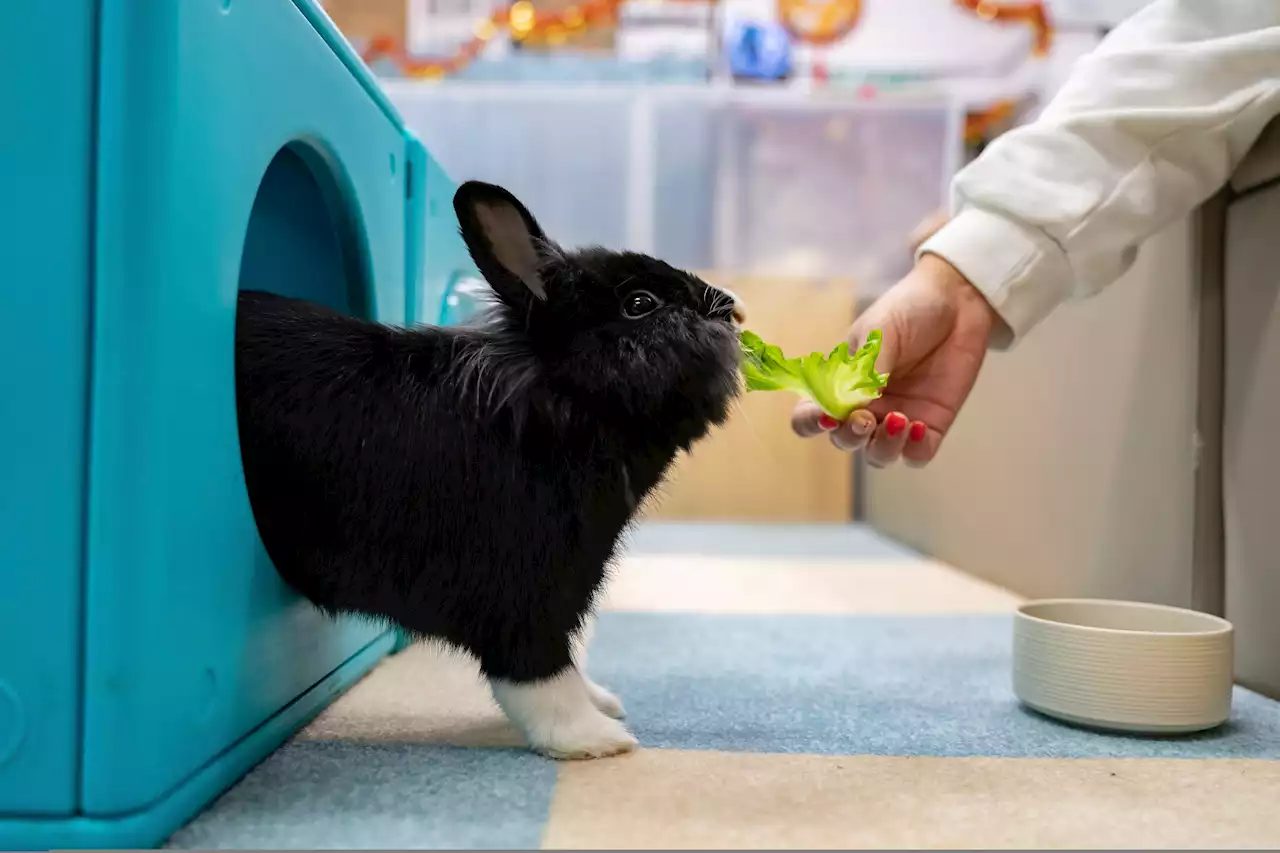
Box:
643;274;859;523
322;0;408;46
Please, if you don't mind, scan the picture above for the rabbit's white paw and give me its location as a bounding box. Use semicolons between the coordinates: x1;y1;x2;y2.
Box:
530;711;637;760
491;668;637;760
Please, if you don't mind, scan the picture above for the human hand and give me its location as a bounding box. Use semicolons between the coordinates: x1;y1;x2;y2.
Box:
791;254;1003;467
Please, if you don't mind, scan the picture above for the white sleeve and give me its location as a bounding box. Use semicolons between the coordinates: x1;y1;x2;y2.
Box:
918;0;1280;349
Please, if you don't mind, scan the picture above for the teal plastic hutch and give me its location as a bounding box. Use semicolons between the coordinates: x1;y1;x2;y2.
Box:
0;0;474;846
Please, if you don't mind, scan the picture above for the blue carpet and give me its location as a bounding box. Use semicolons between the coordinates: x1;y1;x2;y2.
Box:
588;612;1280;760
162;523;1280;848
166;743;558;850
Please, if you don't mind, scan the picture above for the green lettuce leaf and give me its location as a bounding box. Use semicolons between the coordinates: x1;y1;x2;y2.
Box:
740;328;889;420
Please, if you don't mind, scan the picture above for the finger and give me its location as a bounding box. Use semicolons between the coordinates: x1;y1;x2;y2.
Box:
791;401;839;438
903;419;942;466
829;409;877;452
865;411;910;468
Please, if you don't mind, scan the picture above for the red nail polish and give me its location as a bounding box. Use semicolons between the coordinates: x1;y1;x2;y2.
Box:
886;413;908;437
818;414;839;430
909;421;927;442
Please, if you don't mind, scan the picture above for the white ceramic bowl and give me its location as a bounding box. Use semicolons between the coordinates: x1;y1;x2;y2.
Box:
1013;598;1234;734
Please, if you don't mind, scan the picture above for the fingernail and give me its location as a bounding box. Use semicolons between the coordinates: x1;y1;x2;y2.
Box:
885;413;908;437
849;415;875;436
909;421;927;442
818;414;839;431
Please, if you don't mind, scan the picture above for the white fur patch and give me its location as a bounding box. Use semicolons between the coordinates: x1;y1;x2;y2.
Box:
490;667;636;760
571;612;627;719
584;677;626;719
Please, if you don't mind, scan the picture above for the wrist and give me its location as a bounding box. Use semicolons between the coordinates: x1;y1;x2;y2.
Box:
916;252;1007;343
916;251;970;290
917;208;1074;349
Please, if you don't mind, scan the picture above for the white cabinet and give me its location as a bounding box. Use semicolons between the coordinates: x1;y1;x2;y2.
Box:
1223;157;1280;699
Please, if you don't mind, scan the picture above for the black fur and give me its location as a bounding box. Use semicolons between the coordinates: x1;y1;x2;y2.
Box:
235;180;741;684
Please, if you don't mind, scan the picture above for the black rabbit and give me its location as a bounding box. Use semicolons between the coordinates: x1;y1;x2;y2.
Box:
234;181;744;758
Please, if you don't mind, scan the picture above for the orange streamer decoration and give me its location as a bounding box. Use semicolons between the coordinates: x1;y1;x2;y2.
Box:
363;0;712;79
963;98;1016;145
363;0;1050;80
954;0;1053;56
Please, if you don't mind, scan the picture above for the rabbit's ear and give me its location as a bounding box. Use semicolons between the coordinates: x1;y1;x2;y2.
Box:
454;181;550;304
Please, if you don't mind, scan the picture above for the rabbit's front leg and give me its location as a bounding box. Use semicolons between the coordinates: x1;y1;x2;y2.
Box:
489;666;637;759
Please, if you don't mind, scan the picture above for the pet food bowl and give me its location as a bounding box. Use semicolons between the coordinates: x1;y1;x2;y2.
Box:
1013;598;1234;734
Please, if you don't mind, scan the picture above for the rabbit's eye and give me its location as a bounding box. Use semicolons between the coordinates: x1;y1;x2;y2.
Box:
622;290;660;319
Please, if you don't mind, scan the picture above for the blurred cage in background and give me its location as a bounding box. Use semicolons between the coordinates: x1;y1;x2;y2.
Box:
386;82;963;299
387;81;963;522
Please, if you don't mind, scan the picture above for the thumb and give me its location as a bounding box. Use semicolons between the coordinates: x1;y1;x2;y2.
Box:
848;311;899;377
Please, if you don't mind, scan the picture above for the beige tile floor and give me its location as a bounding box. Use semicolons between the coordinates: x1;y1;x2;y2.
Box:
547;750;1280;849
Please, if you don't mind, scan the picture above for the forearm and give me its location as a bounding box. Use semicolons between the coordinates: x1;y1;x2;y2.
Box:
921;0;1280;348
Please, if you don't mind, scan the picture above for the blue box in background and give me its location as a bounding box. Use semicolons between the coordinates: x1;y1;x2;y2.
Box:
0;0;473;847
